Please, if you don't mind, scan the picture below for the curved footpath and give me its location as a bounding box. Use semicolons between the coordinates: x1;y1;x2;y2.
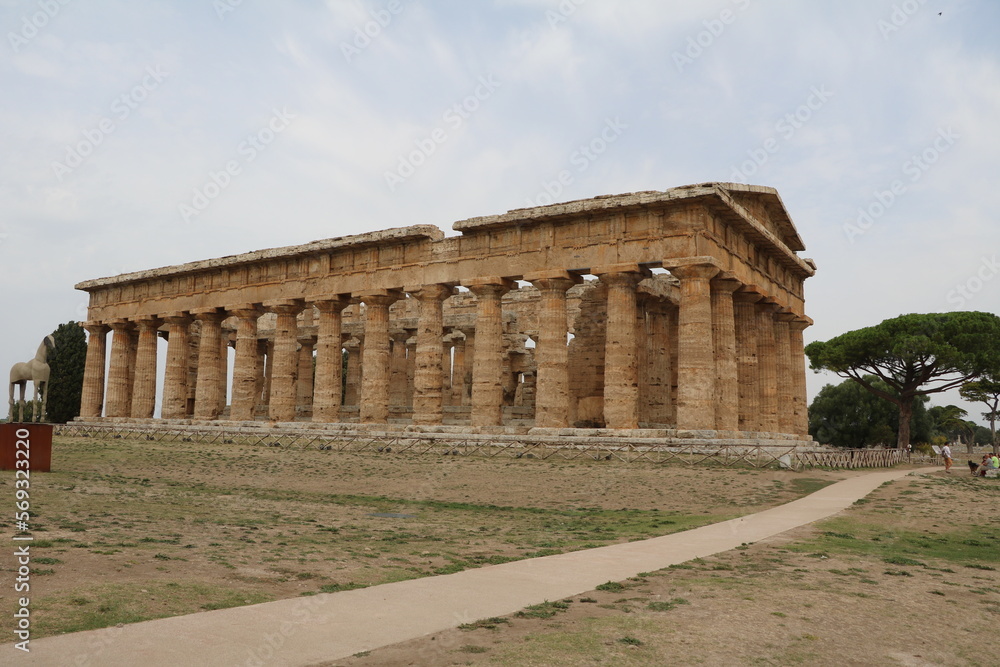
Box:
9;467;929;667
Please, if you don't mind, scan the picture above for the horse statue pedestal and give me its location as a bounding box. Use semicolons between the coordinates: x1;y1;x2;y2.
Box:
0;423;53;472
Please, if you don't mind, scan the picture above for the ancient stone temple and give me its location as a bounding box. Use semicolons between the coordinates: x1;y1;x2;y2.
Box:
75;183;815;437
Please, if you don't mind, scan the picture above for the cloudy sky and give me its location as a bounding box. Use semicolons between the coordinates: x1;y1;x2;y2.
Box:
2;0;998;425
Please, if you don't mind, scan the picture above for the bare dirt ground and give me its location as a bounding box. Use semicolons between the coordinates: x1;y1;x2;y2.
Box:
331;469;1000;667
2;437;996;666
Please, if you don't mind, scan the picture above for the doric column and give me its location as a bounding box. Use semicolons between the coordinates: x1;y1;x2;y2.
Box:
344;338;362;406
297;335;316;412
105;319;134;418
458;328;476;407
594;265;644;430
441;335;454;407
527;271;581;428
260;339;274;414
218;329;232;414
756;300;780;433
451;334;467;407
408;284;453;425
80;322;110;419
161;314;192;420
126;328;139;406
464;278;514;427
774;312;797;435
642;298;672;426
130;316;162;419
733;290;762;432
711;277;741;432
254;339;268;415
405;336;416;408
193;309;226;420
359;291;402;423
266;300;305;422
229;305;263;422
186;325;201;417
312;296;351;422
669;262;721;431
389;330;409;407
789;318;813;437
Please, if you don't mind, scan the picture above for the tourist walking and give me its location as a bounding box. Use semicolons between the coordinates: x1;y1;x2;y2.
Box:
941;443;953;473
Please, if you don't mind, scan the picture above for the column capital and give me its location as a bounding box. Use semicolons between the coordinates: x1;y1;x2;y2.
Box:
82;321;110;335
527;271;583;293
733;289;764;304
405;283;456;301
662;256;723;273
134;315;163;332
755;298;782;315
710;276;742;294
462;277;515;294
775;311;799;323
311;295;352;313
107;318;134;331
264;299;305;315
669;263;720;282
524;269;583;284
788;316;814;331
592;263;649;278
357;290;404;307
227;303;263;319
191;307;226;321
161;312;193;325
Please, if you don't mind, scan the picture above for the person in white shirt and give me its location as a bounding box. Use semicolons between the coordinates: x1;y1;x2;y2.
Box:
941;444;953;473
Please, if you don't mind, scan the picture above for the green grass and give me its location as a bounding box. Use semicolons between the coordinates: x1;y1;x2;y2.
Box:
786;517;1000;567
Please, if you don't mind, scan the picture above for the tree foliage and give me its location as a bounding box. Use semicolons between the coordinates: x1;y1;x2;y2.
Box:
808;376;930;448
805;312;1000;448
45;322;88;424
959;375;1000;453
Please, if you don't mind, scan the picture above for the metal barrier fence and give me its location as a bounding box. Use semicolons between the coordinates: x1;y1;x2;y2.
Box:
53;422;907;470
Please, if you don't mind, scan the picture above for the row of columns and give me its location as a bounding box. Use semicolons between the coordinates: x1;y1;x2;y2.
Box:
80;264;809;434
